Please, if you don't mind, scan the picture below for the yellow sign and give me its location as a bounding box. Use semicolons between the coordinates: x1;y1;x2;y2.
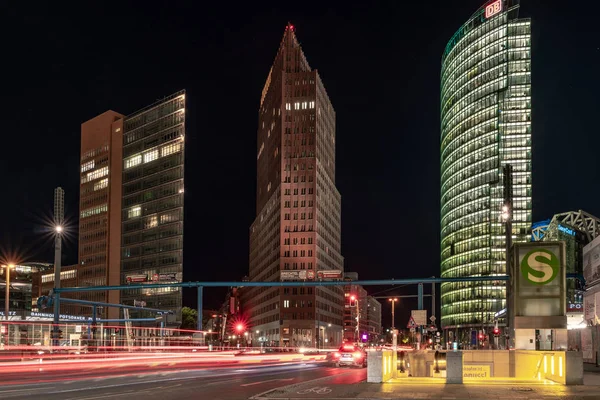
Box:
463;364;491;378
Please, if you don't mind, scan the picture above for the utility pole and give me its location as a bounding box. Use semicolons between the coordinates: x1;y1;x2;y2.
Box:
53;187;64;347
502;165;513;349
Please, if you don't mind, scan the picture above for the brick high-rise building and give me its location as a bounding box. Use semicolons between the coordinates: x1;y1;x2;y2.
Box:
79;111;124;320
245;24;344;348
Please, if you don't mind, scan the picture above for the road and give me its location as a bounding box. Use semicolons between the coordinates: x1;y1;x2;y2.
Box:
0;359;366;400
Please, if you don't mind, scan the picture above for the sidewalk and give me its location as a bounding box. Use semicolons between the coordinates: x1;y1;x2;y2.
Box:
251;371;600;399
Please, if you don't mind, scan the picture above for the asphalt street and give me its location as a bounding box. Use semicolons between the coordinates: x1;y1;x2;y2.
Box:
0;362;366;400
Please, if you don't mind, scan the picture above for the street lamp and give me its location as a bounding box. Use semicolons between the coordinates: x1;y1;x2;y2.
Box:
1;264;15;321
388;298;398;330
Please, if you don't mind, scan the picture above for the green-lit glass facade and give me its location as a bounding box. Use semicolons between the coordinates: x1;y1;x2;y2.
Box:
440;0;532;338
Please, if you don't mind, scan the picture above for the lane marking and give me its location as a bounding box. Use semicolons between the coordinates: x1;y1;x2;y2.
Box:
241;378;294;387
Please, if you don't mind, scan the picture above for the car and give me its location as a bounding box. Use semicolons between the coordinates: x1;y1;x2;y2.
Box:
331;344;367;368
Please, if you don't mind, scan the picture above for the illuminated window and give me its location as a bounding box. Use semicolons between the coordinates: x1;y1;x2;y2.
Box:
285;103;291;110
144;149;159;163
309;101;315;109
294;102;300;110
145;215;158;228
81;160;94;173
81;166;108;183
94;178;108;191
161;142;181;157
284;300;290;308
128;206;141;218
125;155;142;169
302;102;307;109
81;204;108;218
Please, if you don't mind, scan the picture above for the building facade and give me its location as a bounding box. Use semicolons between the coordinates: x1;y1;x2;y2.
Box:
79;111;124;319
244;24;344;348
366;295;382;343
2;262;54;319
343;275;368;343
440;0;532;340
120;91;186;325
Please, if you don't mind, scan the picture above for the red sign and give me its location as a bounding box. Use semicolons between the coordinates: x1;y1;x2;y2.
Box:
567;303;583;312
126;274;148;283
485;0;502;19
317;270;342;280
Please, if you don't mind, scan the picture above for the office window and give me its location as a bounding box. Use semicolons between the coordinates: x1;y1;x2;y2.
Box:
144;149;159;163
125;155;142;169
128;206;141;219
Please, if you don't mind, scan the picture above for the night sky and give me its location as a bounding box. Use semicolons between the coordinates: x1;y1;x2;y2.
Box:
2;1;599;327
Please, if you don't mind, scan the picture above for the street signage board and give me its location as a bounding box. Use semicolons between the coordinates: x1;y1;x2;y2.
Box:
514;242;566;318
411;310;427;326
317;270;343;280
407;316;417;329
430;315;436;322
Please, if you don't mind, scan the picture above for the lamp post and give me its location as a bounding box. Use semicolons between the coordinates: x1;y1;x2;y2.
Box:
2;264;15;321
388;298;398;330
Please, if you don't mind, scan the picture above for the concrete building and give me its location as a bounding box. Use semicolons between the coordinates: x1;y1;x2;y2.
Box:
440;0;532;340
244;24;344;348
31;264;78;316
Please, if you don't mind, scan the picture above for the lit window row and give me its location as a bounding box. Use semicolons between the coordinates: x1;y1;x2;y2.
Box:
81;204;107;218
94;178;108;191
81;166;108;184
41;269;76;283
124;142;182;170
81;160;95;173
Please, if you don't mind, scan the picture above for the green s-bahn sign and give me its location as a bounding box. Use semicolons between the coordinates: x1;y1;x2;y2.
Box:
520;248;560;286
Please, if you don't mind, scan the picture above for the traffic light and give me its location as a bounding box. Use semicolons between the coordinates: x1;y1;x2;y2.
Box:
478;333;484;341
493;327;500;336
350;295;357;306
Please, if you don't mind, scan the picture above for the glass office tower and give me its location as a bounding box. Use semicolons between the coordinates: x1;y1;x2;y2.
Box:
120;91;185;325
440;0;532;342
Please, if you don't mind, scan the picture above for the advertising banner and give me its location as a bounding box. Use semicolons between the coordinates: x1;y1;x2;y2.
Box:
583;235;600;288
514;242;566;318
280;271;300;281
317;270;343;280
126;274;148;283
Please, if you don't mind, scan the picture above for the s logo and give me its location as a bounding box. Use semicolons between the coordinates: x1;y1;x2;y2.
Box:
521;249;559;285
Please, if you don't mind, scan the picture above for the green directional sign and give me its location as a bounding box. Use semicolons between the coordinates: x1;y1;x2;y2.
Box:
520;248;560;286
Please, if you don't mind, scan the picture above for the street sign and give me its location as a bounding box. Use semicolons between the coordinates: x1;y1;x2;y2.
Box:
407;316;417;329
411;310;427;326
430;315;436;322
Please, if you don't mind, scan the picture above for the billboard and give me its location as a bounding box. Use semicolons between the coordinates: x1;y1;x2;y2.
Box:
583;235;600;288
280;270;314;281
514;242;566;318
317;270;343;280
126;274;148;283
152;273;178;282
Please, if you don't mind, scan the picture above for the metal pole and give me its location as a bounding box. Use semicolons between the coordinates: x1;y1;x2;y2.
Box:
53;187;64;347
432;281;435;323
4;266;9;322
197;286;203;331
418;283;423;310
391;300;395;329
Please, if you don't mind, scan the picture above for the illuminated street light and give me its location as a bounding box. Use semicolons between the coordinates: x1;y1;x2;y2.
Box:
255;330;259;334
244;331;248;337
55;225;63;233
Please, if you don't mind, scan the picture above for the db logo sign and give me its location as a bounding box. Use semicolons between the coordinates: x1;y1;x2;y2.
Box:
485;0;502;19
521;248;559;285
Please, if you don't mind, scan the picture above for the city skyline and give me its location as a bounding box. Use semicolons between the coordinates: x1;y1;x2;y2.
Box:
2;0;600;326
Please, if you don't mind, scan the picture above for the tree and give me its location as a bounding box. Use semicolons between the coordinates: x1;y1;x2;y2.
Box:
181;307;198;330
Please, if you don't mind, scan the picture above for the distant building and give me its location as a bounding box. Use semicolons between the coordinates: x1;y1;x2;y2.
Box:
2;262;53;320
366;296;382;343
343;273;368;343
31;264;78;316
244;24;344;348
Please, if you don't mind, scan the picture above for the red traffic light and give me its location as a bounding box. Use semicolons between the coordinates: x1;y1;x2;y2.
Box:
350;295;356;301
478;334;484;340
493;328;500;335
236;323;244;332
